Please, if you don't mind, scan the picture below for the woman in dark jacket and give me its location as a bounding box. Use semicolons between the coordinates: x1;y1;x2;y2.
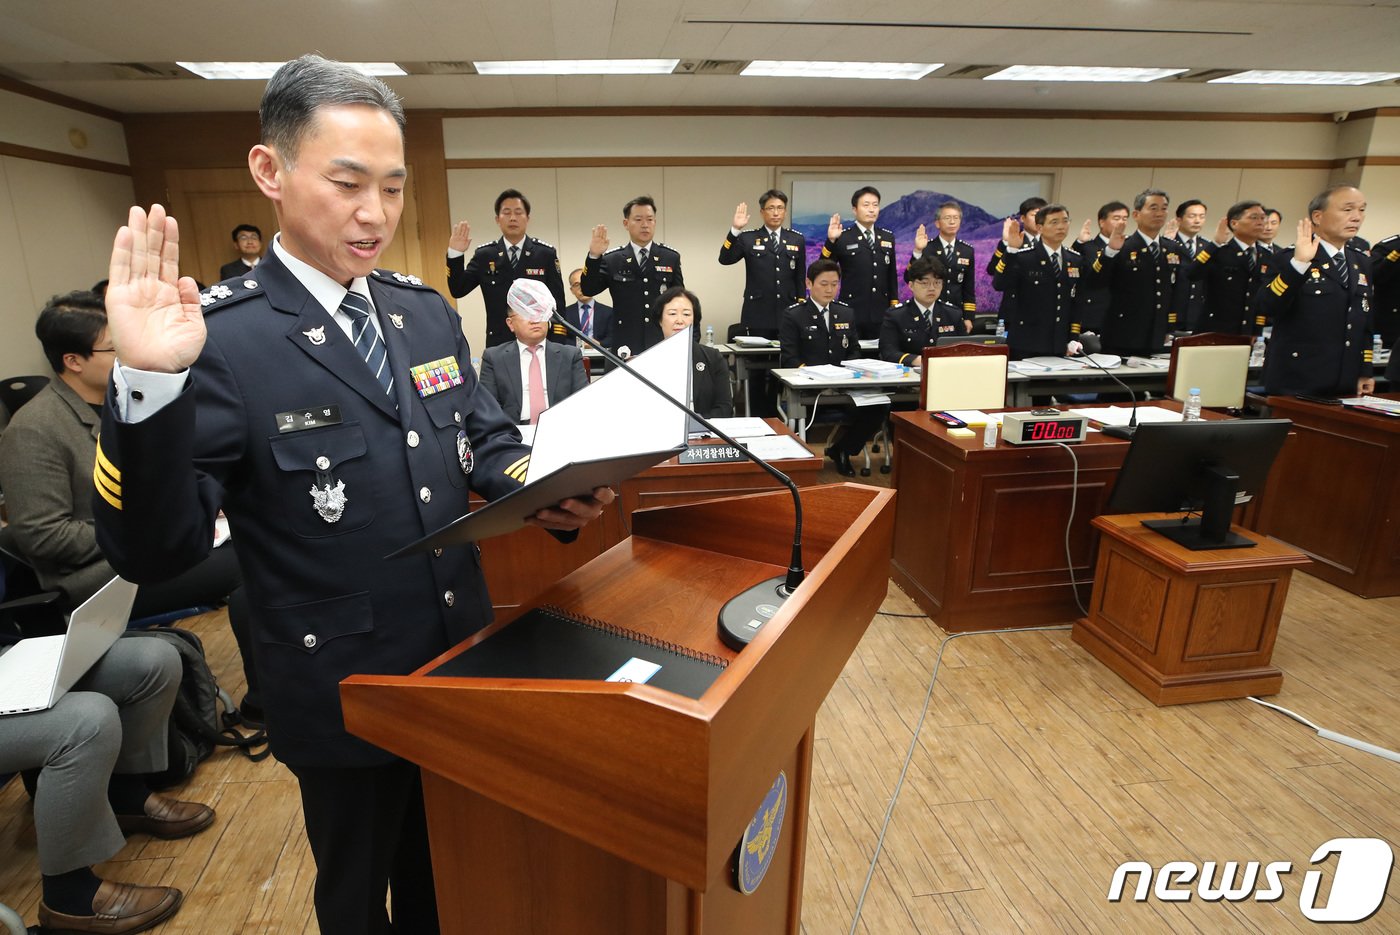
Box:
658;287;734;418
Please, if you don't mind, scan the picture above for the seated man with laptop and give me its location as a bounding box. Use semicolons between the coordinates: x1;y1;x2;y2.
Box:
0;576;216;934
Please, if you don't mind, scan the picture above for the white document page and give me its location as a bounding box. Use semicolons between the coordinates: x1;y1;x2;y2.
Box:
707;417;776;437
737;434;814;460
526;330;691;482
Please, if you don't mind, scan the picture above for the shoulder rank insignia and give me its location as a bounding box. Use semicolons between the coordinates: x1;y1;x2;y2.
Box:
391;271;425;286
199;284;233;307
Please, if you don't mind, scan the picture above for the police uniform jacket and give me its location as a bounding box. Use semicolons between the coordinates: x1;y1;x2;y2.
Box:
917;240;978;322
985;237;1037;321
1255;246;1374;397
691;342;734;419
1184;239;1273;335
1174;234;1210;330
220;259;258;282
992;244;1085;359
1072;237;1112;335
779;299;859;369
446;236;566;348
92;249;535;769
1091;231;1190;356
718;227;807;335
879;299;962;366
1370;235;1400;346
822;226;898;337
580;242;685;354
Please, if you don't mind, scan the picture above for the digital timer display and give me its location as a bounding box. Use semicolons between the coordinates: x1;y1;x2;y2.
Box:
1021;419;1081;442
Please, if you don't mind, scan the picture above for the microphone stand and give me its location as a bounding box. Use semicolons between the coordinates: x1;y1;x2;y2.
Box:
1072;350;1140;439
549;311;805;648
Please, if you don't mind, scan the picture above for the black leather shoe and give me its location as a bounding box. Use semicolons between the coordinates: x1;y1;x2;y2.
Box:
38;880;182;934
825;446;855;477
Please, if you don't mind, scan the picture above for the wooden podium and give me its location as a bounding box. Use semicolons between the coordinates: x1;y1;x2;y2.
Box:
1074;513;1310;705
341;483;894;934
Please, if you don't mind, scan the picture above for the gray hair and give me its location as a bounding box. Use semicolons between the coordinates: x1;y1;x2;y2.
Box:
260;54;405;166
1307;185;1360;218
1133;188;1170;211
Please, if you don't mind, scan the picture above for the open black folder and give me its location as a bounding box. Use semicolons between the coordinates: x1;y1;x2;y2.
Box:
387;445;684;557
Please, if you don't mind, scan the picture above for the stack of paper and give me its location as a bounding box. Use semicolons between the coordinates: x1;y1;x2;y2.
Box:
1022;356;1087;371
843;358;906;378
792;364;854;380
736;435;815;460
732;335;777;348
1068;405;1186;426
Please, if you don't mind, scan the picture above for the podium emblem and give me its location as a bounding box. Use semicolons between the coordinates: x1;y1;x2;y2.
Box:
735;771;787;895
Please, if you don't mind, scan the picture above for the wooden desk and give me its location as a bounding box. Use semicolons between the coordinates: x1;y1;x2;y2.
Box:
1254;395;1400;598
479;419;823;614
1074;513;1310;704
889;409;1132;631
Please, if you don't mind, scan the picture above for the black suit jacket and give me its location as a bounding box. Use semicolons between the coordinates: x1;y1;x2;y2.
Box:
1256;246;1374;397
1091;231;1191;356
558;300;614;348
220;258;258;281
779;299;860;368
717;227;807;334
822;226;898;337
691;343;734;419
915;239;978;320
446;237;567;347
1072;236;1112;335
992;245;1087;359
1184;240;1275;335
580;243;685;355
879;300;962;366
478;340;588;422
93;249;534;768
1174;234;1210;329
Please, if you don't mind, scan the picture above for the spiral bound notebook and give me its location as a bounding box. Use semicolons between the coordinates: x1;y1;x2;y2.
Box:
429;606;728;700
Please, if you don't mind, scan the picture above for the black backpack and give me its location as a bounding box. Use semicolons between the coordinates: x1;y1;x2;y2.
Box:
124;627;269;788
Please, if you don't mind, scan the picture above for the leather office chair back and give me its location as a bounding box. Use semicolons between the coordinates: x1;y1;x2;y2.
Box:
1168;333;1253;408
0;374;49;418
920;344;1010;411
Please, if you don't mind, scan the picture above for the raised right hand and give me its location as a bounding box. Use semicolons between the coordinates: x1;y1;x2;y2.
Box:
1003;216;1024;250
828;213;843;241
1213;216;1232;246
1293;218;1319;264
1108;218;1127;251
914;224;929;252
588;224;610;257
106;205;206;374
448;220;472;252
1078;218;1094;242
733;202;749;229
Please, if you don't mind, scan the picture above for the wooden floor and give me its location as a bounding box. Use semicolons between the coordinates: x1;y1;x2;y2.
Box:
3;474;1399;932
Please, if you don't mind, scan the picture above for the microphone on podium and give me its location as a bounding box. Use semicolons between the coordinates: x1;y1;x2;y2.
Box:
506;280;805;649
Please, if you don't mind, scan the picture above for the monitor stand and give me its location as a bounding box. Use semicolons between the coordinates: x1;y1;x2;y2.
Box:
1140;464;1256;550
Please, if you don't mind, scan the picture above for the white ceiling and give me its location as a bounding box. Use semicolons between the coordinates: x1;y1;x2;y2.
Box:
3;0;1400;115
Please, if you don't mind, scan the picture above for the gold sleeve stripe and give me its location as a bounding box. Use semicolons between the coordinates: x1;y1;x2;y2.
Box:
723;239;732;248
1256;316;1267;326
820;247;831;258
1195;251;1209;262
995;261;1005;273
1364;350;1375;362
1389;250;1399;262
504;454;530;475
94;464;122;510
1268;275;1287;296
1070;323;1082;334
95;441;121;484
94;463;121;498
1092;258;1103;273
963;302;976;311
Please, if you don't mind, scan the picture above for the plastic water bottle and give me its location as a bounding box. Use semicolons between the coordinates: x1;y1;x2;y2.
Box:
1182;387;1203;422
1374;333;1384;361
705;325;715;346
995;318;1006;339
1250;335;1266;367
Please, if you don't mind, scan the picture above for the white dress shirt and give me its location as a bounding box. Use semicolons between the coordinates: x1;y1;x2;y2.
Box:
516;340;549;422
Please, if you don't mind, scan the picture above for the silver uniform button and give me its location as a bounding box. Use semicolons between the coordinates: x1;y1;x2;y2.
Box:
433;548;443;558
315;456;330;470
453;411;462;424
407;430;420;447
444;590;455;607
419;486;432;503
303;634;317;649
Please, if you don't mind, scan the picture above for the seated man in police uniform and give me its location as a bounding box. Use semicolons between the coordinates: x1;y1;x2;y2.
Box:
92;55;612;935
780;258;887;476
478;298;588;424
879;256;963;367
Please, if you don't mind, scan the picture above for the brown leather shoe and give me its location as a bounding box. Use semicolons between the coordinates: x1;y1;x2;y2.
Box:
116;793;215;839
38;880;182;934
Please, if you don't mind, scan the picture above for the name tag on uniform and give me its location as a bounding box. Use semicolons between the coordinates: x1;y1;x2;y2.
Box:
276;405;343;433
410;356;465;397
846;244;860;251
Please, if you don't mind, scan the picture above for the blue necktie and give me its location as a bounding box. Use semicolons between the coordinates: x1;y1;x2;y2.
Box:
339;291;393;397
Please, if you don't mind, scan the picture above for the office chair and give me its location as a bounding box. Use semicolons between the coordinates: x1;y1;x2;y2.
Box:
1166;332;1253;409
0;375;49;418
920;343;1011;411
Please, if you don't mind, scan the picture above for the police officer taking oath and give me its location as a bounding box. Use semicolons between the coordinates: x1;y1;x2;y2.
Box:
445;188;566;348
821;186;899;340
92;55;612;935
1184;202;1274;336
581;195;685;358
992;205;1089;360
1256;185;1375;398
718;190;807;338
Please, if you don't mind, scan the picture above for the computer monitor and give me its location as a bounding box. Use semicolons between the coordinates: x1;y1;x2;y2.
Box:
1103;419;1292;550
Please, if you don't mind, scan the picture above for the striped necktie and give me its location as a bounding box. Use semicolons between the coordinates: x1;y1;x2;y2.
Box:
339;291;393;396
1335;251;1350;287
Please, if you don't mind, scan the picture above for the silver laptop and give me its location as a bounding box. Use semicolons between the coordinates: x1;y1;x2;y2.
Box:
0;576;139;716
